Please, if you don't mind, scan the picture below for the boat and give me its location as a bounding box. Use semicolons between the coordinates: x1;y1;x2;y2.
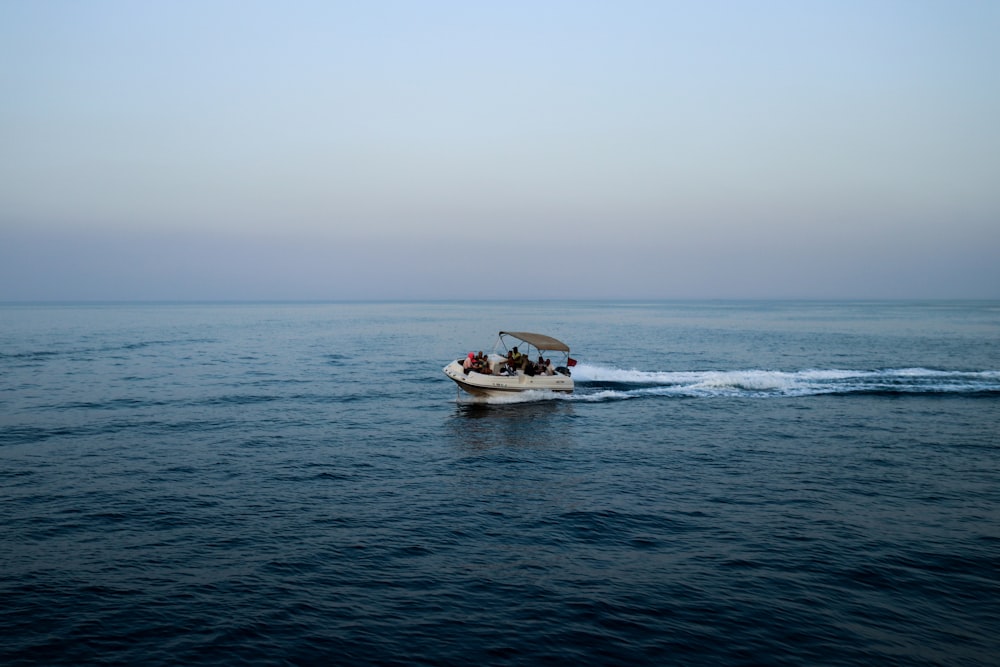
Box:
444;331;576;397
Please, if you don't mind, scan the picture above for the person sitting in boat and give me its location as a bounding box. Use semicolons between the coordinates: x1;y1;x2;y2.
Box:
500;351;516;375
511;347;524;369
522;353;534;373
474;351;492;375
542;358;555;375
463;352;475;374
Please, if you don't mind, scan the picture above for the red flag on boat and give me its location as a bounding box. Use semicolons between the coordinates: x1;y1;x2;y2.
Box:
567;357;577;367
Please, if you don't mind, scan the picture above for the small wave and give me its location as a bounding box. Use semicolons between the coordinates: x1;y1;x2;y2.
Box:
0;338;217;362
189;394;282;407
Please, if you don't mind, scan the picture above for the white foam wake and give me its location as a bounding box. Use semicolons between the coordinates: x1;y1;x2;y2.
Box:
566;363;1000;400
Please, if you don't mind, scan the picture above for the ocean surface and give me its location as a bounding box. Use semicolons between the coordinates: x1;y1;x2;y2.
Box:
1;300;999;666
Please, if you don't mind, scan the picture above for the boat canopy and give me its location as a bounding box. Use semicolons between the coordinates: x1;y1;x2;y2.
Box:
499;331;570;353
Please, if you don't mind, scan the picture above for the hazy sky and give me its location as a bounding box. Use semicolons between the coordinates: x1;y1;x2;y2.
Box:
2;1;998;300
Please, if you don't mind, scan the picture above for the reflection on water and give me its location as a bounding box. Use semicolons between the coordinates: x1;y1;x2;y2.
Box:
448;399;576;451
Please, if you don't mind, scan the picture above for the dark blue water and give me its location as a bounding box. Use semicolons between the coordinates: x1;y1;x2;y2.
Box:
2;301;999;665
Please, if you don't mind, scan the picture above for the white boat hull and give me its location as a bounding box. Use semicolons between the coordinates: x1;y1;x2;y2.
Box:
443;360;573;397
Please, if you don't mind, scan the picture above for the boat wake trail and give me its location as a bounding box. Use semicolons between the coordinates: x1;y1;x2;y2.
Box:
570;364;1000;400
463;364;1000;403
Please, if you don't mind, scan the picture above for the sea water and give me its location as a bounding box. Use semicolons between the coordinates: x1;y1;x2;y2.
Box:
1;301;998;665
